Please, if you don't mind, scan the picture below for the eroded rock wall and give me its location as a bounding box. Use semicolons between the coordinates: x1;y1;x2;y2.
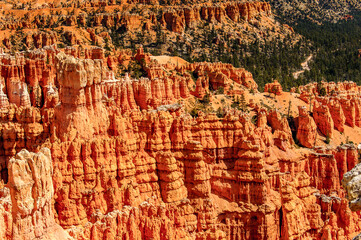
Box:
0;48;360;239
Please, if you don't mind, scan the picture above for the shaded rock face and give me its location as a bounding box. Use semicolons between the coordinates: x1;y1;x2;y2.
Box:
0;148;71;240
0;48;361;239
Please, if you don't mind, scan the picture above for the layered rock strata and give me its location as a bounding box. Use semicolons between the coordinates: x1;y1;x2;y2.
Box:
0;48;359;239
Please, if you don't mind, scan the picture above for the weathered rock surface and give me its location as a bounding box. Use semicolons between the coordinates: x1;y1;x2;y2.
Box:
296;106;317;148
264;80;283;95
0;1;272;36
342;163;361;212
0;48;359;239
267;109;294;150
298;81;361;136
313;102;334;138
0;148;71;240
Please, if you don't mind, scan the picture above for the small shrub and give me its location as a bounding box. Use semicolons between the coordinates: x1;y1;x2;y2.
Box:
216;107;225;118
251;115;258;125
216;87;224;95
189;71;198;83
319;87;326;96
190;108;199;118
200;93;210;105
325;133;330;144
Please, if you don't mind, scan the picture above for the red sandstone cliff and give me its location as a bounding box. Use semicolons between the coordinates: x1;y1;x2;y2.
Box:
0;48;359;240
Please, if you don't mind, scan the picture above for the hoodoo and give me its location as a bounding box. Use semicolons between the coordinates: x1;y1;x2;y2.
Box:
0;0;361;239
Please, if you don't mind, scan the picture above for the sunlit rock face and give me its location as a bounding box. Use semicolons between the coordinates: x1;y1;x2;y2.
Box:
0;148;71;240
0;47;360;239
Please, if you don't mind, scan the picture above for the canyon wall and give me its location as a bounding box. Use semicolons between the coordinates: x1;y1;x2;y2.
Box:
0;47;360;239
0;0;294;57
0;1;271;33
